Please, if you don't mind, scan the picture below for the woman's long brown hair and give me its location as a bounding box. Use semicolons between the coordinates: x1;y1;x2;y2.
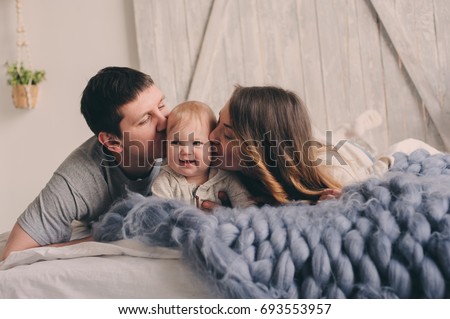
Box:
228;85;341;204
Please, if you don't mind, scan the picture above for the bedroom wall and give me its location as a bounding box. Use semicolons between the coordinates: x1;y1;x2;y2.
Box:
0;0;139;233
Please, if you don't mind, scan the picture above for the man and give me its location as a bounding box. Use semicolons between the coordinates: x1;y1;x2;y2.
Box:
1;66;170;260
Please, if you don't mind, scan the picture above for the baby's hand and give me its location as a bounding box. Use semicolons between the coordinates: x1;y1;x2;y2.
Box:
201;191;231;211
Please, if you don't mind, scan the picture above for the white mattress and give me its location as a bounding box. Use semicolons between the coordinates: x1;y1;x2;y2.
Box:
0;230;217;298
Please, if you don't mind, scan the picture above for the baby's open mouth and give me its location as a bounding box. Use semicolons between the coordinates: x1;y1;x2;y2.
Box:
179;159;197;166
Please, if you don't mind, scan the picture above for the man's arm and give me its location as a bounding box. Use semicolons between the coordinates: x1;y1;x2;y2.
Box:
47;235;93;248
1;222;39;260
1;222;94;261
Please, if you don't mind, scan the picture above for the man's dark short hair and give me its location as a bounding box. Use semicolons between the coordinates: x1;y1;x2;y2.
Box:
80;66;154;137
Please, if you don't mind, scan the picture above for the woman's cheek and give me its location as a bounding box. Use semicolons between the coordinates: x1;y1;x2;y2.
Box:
228;142;243;171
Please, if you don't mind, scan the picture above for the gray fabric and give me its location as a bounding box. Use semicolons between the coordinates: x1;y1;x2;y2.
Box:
18;136;161;245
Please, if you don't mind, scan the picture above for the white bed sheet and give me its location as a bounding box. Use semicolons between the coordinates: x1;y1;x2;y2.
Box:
0;231;217;298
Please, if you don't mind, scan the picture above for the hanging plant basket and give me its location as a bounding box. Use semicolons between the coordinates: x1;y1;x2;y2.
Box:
5;62;46;110
7;0;46;110
11;84;39;109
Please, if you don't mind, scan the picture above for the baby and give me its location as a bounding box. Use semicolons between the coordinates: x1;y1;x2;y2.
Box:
151;101;254;208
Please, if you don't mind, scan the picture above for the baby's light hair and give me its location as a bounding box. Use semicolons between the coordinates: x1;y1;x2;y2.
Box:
167;101;217;135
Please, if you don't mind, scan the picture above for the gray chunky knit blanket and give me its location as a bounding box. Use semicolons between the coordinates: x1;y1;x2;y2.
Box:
93;149;450;298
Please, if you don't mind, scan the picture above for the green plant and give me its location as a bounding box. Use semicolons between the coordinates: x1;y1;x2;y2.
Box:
5;62;46;86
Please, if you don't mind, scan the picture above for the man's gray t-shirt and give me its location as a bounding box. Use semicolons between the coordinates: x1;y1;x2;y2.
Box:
18;136;161;245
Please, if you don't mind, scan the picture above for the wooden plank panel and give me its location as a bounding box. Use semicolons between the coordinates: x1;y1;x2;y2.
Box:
434;0;450;113
277;0;305;98
136;1;177;106
183;0;214;100
195;36;230;113
210;37;232;112
340;0;386;152
414;0;445;149
295;0;328;131
429;0;450;150
134;0;213;106
355;0;388;149
322;0;385;146
315;0;349;133
223;0;245;91
332;0;351;110
153;1;178;106
166;0;191;104
343;0;365;114
133;0;447;151
187;0;230;101
369;0;450;150
257;0;285;85
413;0;440;84
133;0;161;80
238;0;264;85
385;0;426;142
379;21;424;145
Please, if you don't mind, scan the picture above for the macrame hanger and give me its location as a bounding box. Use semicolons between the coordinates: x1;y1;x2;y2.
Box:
15;0;33;109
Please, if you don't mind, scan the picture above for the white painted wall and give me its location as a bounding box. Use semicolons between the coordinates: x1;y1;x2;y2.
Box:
0;0;139;233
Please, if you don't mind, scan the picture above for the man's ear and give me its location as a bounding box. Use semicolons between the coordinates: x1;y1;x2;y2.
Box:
98;132;123;153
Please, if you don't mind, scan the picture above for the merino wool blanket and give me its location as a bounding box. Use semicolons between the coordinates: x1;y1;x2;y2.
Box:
92;149;450;298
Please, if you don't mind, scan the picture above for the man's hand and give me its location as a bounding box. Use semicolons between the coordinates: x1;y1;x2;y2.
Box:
200;191;232;211
317;188;342;202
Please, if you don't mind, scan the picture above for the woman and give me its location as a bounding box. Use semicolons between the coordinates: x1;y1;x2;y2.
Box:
209;85;383;205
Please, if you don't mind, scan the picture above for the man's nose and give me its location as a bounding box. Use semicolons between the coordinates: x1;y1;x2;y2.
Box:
156;111;169;132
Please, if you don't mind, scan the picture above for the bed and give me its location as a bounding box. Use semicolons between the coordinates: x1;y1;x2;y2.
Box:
1;149;449;299
0;223;218;298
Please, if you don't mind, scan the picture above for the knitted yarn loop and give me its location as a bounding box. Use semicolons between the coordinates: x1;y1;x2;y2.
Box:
93;149;450;298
